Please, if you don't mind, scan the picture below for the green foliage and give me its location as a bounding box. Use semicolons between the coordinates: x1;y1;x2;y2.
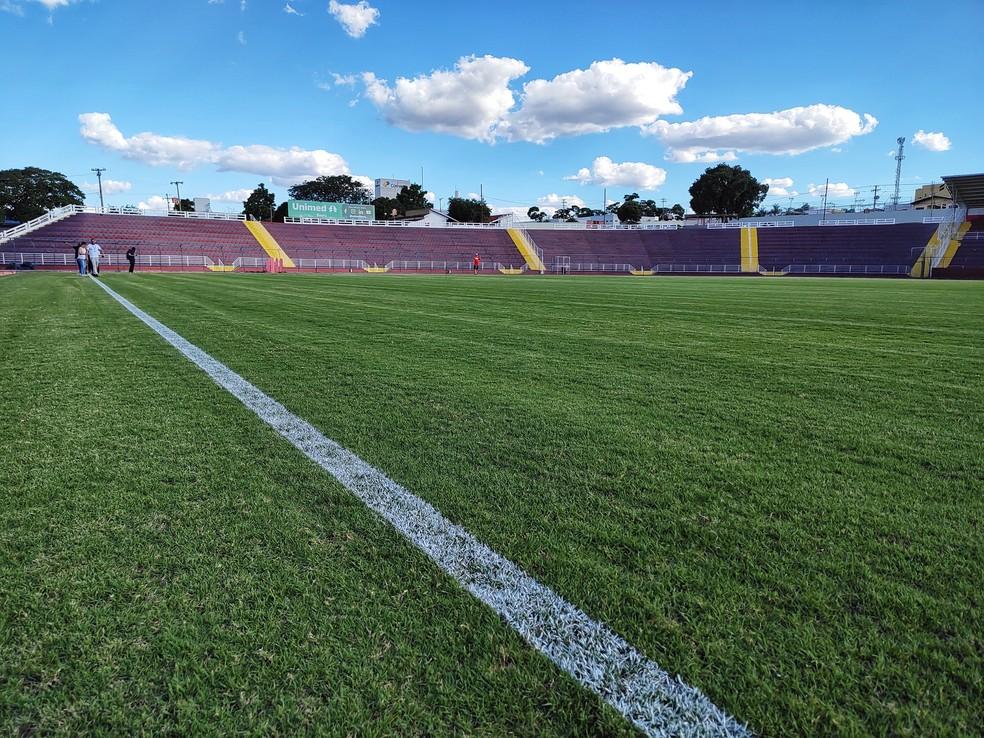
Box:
447;197;490;223
272;202;288;222
173;198;195;212
288;175;371;204
526;206;548;222
372;196;401;220
396;183;430;212
616;199;642;224
243;183;276;221
671;203;685;218
689;164;768;219
0;167;84;223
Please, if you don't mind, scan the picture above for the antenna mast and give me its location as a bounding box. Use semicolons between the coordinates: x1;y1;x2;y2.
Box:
892;137;905;209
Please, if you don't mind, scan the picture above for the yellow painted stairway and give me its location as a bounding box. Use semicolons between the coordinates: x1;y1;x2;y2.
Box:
740;227;759;273
506;229;546;272
938;221;972;269
911;221;970;277
244;220;295;268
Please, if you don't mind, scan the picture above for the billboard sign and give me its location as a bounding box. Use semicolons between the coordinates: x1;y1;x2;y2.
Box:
287;200;374;220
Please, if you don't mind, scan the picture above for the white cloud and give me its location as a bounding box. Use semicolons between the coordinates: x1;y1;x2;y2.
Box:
79;112;353;186
362;55;529;142
763;177;796;197
537;193;587;212
4;0;86;13
205;188;254;202
332;72;357;86
283;2;302;14
360;56;690;144
329;0;378;38
137;195;170;211
81;179;132;196
645;104;878;162
424;191;435;204
807;182;855;200
237;30;246;44
564;156;667;190
466;192;481;201
912;129;950;152
499;59;691;143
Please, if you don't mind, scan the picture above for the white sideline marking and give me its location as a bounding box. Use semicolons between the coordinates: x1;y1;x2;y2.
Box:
91;277;751;738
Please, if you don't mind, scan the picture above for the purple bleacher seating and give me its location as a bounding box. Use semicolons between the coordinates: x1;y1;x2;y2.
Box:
756;223;938;274
935;217;984;278
0;213;266;269
264;223;525;271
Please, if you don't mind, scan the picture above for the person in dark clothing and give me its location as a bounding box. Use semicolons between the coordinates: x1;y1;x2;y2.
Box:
126;246;136;273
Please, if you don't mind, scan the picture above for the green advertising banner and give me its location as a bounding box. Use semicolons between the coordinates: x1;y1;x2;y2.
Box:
287;200;374;220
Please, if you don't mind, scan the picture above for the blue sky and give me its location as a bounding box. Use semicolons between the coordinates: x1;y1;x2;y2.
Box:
2;0;982;214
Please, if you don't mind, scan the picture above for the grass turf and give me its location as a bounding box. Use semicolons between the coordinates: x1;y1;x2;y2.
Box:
3;272;983;736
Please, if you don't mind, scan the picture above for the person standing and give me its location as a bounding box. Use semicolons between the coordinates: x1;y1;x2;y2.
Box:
472;253;481;274
76;243;88;276
126;245;136;273
87;239;102;276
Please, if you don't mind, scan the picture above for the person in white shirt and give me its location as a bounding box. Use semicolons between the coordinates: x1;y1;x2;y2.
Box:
87;240;103;276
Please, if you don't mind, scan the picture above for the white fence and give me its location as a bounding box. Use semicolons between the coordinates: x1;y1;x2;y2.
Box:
780;264;910;275
818;218;896;226
0;252;215;269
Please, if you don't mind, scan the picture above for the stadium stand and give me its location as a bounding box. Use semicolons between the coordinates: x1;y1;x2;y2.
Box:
263;223;525;271
0;213;266;270
756;222;938;275
1;208;980;278
934;216;984;278
531;229;650;272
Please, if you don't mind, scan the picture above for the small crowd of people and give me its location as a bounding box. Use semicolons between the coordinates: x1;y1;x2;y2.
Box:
73;241;136;276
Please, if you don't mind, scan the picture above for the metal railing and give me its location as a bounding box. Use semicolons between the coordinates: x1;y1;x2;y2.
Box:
0;206;77;244
780;264;910;275
0;252;216;269
818;218;896;226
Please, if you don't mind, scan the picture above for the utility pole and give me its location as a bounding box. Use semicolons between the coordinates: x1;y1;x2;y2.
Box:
892;137;905;210
872;185;880;211
170;181;184;211
603;187;607;227
821;178;829;223
91;168;106;210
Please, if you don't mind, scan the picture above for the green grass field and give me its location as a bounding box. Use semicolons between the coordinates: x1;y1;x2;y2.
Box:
2;272;982;737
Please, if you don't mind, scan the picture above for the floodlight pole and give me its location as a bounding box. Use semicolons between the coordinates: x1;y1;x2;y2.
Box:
892;137;906;210
170;181;184;211
91;168;106;210
821;178;829;223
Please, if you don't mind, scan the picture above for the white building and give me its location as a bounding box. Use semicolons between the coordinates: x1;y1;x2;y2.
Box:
374;178;411;200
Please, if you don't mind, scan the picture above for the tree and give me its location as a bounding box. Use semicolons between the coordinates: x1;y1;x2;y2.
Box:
396;183;430;212
671;203;685;218
551;206;578;222
243;183;276;221
371;197;401;220
616;199;643;224
688;164;769;220
527;206;548;222
273;202;288;222
288;175;370;204
174;198;195;212
447;197;491;223
0;167;85;223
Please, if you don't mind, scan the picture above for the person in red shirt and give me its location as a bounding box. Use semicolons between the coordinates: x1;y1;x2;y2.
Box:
472;253;481;274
